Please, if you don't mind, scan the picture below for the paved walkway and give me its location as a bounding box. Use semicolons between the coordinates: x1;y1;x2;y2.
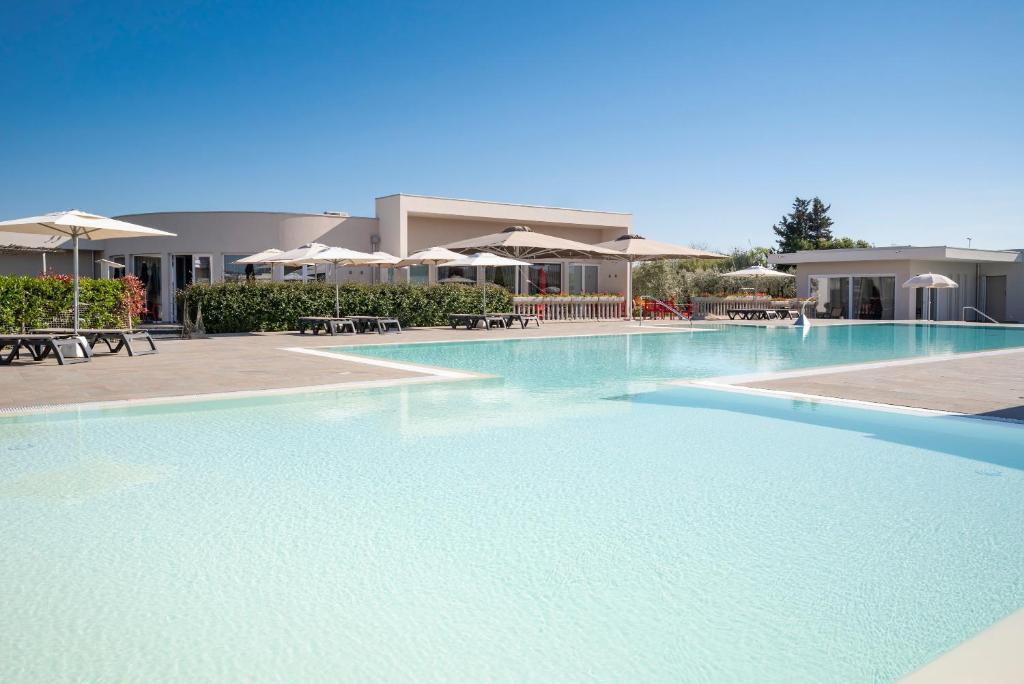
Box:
740;348;1024;420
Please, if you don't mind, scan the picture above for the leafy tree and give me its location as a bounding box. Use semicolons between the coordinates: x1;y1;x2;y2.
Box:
773;196;869;251
824;236;871;249
772;197;813;252
807;197;834;244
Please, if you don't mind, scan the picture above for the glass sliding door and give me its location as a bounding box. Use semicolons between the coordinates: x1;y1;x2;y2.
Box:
852;276;895;320
568;263;599;294
485;266;517;292
527;263;562;294
809;276;850;318
407;265;428;285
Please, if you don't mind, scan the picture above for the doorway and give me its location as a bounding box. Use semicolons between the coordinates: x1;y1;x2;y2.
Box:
985;275;1007;322
173;254;212;322
132;255;162;322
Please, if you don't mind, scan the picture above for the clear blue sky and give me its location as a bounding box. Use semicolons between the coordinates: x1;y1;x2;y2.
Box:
2;1;1021;250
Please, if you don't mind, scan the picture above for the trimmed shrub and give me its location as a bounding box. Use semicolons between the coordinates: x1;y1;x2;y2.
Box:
176;281;514;333
0;275;130;333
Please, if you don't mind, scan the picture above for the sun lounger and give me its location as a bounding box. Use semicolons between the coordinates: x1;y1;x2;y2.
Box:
448;314;508;330
31;328;157;357
297;317;356;335
496;313;541;329
0;333;91;366
346;316;401;334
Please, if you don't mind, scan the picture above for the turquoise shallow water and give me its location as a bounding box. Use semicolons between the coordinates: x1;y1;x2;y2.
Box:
2;323;1024;682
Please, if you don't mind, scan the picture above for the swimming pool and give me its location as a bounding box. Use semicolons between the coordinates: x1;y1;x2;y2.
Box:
2;324;1023;682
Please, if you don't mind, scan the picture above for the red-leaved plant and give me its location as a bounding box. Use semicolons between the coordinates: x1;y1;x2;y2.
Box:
117;275;147;326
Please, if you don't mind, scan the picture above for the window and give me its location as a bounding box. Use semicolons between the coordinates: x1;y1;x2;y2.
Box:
568;264;599;294
527;263;561;295
224;254;272;283
485;266;517;292
852;276;894;320
408;264;428;285
437;265;476;284
809;276;850;318
283;265;308;282
106;255;126;279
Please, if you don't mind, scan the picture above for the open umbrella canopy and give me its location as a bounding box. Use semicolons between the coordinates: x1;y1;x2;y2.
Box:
722;265;794;278
234;248;283;264
267;243;331;264
0;209;176;241
366;251;401;265
440;252;531;269
300;246;378;265
902;273;959;289
442;225;617;260
96;258;127;269
396;246;464;268
0;210;175;333
591;233;725;261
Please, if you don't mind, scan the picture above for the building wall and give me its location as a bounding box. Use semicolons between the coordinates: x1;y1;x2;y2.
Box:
0;249;101;278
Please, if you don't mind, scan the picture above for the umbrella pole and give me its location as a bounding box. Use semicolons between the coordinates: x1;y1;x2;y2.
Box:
334;261;340;318
72;233;80;334
625;259;633;320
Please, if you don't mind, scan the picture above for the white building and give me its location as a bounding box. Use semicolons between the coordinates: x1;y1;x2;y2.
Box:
770;246;1024;323
0;194;632;322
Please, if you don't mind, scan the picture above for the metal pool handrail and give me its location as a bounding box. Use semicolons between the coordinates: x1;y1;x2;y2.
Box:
962;306;999;324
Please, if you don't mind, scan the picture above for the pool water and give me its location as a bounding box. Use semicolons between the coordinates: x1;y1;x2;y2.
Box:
2;324;1023;682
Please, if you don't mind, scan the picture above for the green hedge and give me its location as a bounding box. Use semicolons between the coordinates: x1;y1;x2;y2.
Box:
177;282;515;333
0;275;128;333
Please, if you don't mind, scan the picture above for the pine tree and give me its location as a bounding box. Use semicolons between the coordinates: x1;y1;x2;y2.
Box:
806;197;834;245
772;197;812;253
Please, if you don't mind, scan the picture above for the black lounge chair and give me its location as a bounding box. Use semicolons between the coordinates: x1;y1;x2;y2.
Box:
31;328;158;357
298;317;357;335
495;313;541;329
0;333;91;366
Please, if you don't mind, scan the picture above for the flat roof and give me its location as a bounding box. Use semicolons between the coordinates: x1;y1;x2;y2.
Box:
769;245;1021;265
115;210;375;220
375;193;631;216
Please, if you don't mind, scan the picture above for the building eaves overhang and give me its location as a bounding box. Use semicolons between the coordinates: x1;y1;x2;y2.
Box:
769;246;1021;265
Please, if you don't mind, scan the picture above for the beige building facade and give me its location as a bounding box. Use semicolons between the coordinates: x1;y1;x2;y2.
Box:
0;195;632;322
770;246;1023;323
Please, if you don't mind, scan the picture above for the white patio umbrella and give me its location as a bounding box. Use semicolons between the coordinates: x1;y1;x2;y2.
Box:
721;265;794;278
440;252;531;315
367;251;400;265
591;234;726;319
902;273;958;321
365;250;400;284
267;243;331;282
396;246;464;268
301;246;379;317
233;248;283;264
0;210;176;333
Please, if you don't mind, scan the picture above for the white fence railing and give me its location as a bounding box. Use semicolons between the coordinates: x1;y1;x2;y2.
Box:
691;297;798;319
513;296;624;321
